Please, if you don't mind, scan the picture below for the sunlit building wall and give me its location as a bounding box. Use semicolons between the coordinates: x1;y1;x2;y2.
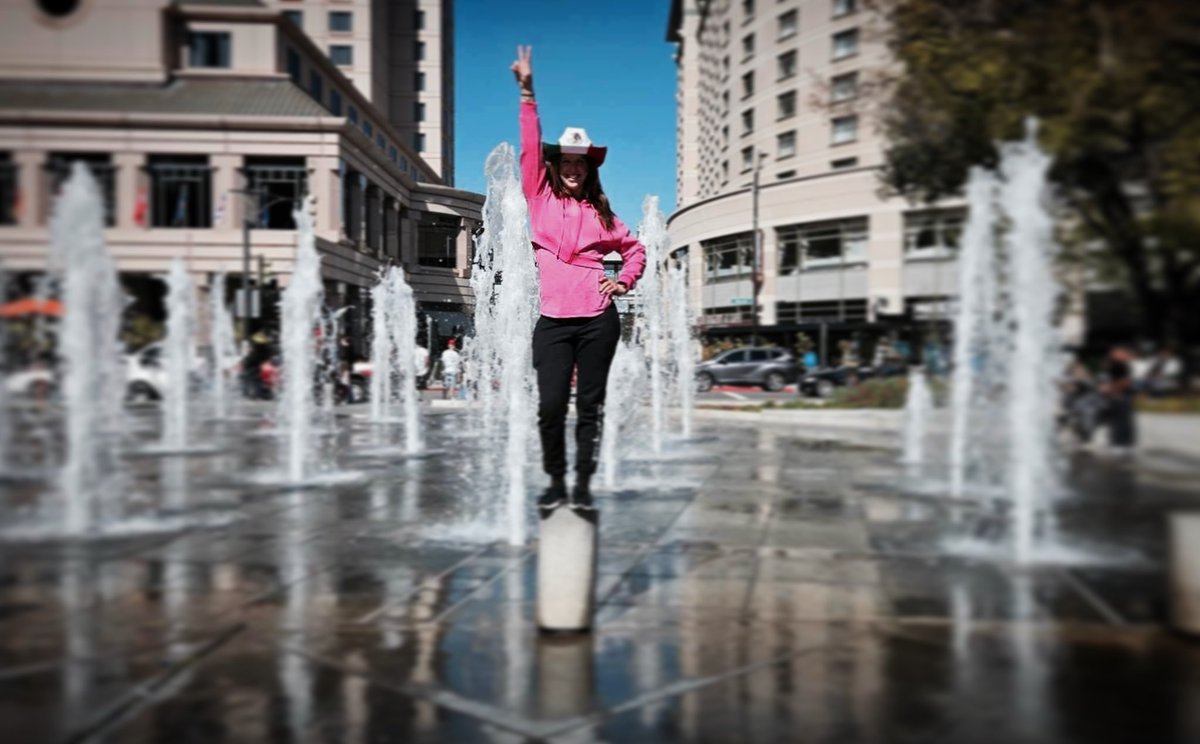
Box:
667;0;964;356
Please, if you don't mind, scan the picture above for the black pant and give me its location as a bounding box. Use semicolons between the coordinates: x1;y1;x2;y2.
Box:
532;304;621;478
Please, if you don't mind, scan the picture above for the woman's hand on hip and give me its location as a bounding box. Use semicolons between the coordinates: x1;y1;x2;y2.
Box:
511;45;534;95
599;278;629;297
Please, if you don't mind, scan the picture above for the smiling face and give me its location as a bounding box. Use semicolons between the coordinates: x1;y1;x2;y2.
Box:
558;154;589;197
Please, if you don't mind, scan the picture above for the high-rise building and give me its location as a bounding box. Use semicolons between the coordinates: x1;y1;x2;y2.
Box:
264;0;454;185
0;0;479;350
667;0;963;363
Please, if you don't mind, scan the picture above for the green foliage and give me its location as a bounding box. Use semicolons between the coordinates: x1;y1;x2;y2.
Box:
872;0;1200;344
122;314;163;350
826;377;911;409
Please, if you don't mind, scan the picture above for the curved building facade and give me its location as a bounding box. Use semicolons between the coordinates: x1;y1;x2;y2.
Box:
666;0;963;360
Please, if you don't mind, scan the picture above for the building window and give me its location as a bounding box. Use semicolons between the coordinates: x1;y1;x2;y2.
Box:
777;299;867;324
243;157;307;230
740;146;754;172
721;160;729;183
330;45;353;66
282;10;302;28
0;154;17;226
147;155;211;229
777;50;797;80
777;130;796;159
831;156;859;170
777;217;869;274
328;11;352;32
415;9;425;30
348;106;359;125
376;134;385;150
741;33;755;59
417;213;461;268
364;184;381;251
777;90;796;119
329;89;343;116
414;132;426;152
363;120;373;138
741;0;755;21
286;47;301;83
777;170;796;180
904;210;964;257
833;0;858;18
778;9;798;40
415;71;426;91
741;108;754;135
741;71;754;99
831;115;858;144
833;29;859;60
831;71;858;102
188;32;230;69
721;124;730;148
389;145;398;163
47;153;116;227
702;231;754;282
414;102;425;122
415;41;425;61
309;71;323;101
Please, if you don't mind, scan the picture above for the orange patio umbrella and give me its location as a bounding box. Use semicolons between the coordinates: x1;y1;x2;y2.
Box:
0;297;63;318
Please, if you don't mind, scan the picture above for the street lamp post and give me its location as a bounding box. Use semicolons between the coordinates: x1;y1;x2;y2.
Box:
751;151;764;347
230;188;297;339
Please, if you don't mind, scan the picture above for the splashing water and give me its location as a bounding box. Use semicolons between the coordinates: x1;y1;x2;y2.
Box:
462;143;539;545
209;273;238;420
279;196;324;484
1000;124;1062;565
945;123;1064;564
601;338;648;489
162;258;194;450
50;163;126;533
668;257;696;438
636;197;669;455
368;270;396;423
901;367;932;465
392;271;422;455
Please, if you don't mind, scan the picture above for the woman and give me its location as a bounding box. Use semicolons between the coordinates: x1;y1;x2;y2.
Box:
511;45;647;513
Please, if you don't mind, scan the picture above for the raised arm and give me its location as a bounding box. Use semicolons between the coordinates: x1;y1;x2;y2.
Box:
512;45;545;199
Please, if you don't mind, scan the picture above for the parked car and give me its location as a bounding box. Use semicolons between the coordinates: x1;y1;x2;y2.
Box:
4;366;57;399
695;347;804;392
798;361;908;398
124;342;210;402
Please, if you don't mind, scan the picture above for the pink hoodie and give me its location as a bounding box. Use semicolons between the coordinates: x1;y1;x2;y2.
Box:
520;99;647;319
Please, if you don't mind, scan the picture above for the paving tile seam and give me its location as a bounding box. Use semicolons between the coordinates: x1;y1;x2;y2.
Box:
280;643;543;740
63;622;246;744
427;549;534;624
354;543;494;624
538;640;838;742
1055;567;1128;626
594;486;705;614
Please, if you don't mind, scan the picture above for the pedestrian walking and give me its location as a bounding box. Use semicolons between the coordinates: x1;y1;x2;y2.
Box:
511;45;647;512
439;339;461;400
1102;345;1137;454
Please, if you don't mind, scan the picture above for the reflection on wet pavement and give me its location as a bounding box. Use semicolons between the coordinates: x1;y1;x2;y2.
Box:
2;411;1199;743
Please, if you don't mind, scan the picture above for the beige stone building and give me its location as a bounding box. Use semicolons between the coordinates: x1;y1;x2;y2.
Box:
0;0;478;347
667;0;962;362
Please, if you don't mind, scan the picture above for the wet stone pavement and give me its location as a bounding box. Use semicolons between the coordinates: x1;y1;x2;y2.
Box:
2;406;1200;743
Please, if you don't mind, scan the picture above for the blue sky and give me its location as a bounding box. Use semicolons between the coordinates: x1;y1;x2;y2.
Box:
454;0;677;228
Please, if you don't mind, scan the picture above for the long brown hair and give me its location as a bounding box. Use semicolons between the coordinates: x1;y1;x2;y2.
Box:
545;155;616;232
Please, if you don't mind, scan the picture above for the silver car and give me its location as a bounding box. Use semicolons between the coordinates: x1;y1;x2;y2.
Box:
695;347;803;392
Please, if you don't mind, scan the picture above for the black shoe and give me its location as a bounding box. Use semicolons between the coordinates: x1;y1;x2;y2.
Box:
570;485;595;511
538;484;567;519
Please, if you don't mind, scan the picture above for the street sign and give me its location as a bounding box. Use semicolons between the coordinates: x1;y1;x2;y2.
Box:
730;297;753;306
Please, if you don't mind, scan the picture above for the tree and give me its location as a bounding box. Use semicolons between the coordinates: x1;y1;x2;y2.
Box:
871;0;1200;346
